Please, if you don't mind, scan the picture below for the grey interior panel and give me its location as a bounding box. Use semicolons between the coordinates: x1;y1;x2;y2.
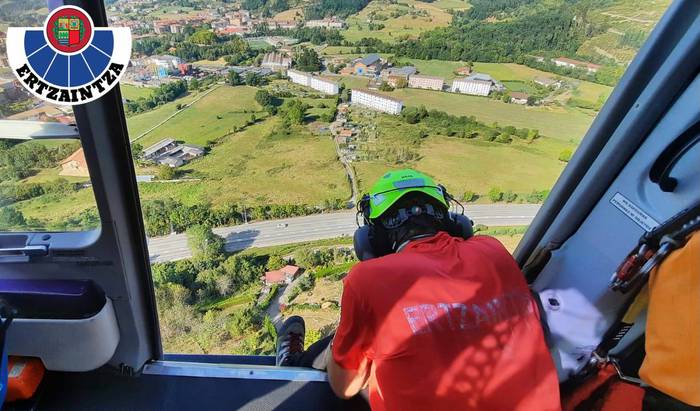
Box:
7;299;120;371
534;72;700;380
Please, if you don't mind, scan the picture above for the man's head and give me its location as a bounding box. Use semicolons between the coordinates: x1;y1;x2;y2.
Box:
362;169;450;251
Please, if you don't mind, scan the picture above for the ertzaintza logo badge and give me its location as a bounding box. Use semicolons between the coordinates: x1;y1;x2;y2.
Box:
6;5;131;105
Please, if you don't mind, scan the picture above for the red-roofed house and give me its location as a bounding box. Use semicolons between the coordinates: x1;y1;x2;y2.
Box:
59;148;89;177
264;265;301;285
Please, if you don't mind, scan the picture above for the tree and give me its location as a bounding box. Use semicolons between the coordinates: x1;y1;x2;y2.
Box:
254;89;274;107
294;47;322;72
378;82;394;92
189;78;200;90
266;254;286;270
187;224;224;259
559;149;573;162
131;143;143;162
462;190;477;202
228;70;242;86
0;207;25;228
503;190;517;203
157;165;177;180
488;187;503;202
189;30;218;45
394;77;408;88
281;99;308;125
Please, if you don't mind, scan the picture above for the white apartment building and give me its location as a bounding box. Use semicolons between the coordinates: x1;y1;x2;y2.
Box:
451;78;492;96
305;18;346;29
287;69;339;95
408;74;444;91
310;76;340;95
351;89;403;115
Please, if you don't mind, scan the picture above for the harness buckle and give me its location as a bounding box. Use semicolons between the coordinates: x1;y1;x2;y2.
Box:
610;244;654;292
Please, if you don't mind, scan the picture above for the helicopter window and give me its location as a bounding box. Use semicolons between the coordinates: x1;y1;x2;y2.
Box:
98;1;666;357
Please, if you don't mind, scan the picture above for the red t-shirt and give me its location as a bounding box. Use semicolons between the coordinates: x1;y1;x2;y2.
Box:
332;233;560;411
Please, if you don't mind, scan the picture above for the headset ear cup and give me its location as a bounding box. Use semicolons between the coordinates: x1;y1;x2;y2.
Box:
448;212;474;240
353;225;375;261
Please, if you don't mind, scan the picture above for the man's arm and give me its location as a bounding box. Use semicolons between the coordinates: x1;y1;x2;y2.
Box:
327;344;371;399
326;277;373;399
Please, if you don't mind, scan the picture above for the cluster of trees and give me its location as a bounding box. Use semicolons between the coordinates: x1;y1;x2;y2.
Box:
152;233;277;354
228;70;271;88
142;199;345;237
125;80;188;115
135;33;256;64
254;89;281;115
391;4;601;63
294;48;322;72
0;140;80;181
0;99;34;118
523;56;625;86
0;179;83;207
279;99;310;125
251;26;344;47
483;188;551;204
304;0;370;19
0;206;99;232
401;106;540;143
466;0;538;20
242;0;289;17
0;207;26;229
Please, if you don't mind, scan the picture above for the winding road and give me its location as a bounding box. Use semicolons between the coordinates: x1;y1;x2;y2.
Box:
147;204;540;263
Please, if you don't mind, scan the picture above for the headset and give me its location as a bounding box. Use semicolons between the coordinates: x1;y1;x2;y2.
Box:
353;184;474;261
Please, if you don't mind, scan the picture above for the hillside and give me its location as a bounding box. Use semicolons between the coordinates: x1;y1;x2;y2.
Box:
578;0;672;64
347;0;668;68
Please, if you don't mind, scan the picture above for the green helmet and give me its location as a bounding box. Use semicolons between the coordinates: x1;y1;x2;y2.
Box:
367;169;448;219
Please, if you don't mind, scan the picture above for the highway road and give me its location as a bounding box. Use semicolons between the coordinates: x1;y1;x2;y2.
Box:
147;204;541;263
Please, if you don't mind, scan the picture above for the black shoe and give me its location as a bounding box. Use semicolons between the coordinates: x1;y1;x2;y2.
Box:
276;315;305;366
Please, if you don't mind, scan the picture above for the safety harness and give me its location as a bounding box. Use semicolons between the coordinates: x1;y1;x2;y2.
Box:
609;200;700;293
566;200;700;409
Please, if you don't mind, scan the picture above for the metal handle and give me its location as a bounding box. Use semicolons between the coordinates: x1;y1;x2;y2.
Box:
649;119;700;192
0;245;48;256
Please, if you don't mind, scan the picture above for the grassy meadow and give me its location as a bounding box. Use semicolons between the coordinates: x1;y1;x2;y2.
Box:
343;0;461;43
120;84;155;101
385;87;595;142
129;86;266;148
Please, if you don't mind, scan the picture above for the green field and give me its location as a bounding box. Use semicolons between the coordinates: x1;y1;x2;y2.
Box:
384;87;595;141
352;113;575;196
136;116;348;207
129;86;266;148
120;84;155;101
344;0;458;43
14;187;98;225
354;136;571;197
127;92;201;139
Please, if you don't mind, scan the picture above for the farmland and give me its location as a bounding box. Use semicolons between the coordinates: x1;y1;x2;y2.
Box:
352;110;575;197
343;0;465;43
120;84;155;101
389;88;595;142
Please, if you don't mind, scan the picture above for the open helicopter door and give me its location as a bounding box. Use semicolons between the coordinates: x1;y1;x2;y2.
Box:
0;1;367;409
514;0;700;387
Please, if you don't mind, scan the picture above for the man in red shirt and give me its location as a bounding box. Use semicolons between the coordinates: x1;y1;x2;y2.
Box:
277;169;560;410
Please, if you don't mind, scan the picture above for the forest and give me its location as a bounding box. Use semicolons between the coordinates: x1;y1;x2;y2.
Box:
391;5;602;62
304;0;371;20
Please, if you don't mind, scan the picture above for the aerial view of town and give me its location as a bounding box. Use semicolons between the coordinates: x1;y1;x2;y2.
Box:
0;0;669;355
